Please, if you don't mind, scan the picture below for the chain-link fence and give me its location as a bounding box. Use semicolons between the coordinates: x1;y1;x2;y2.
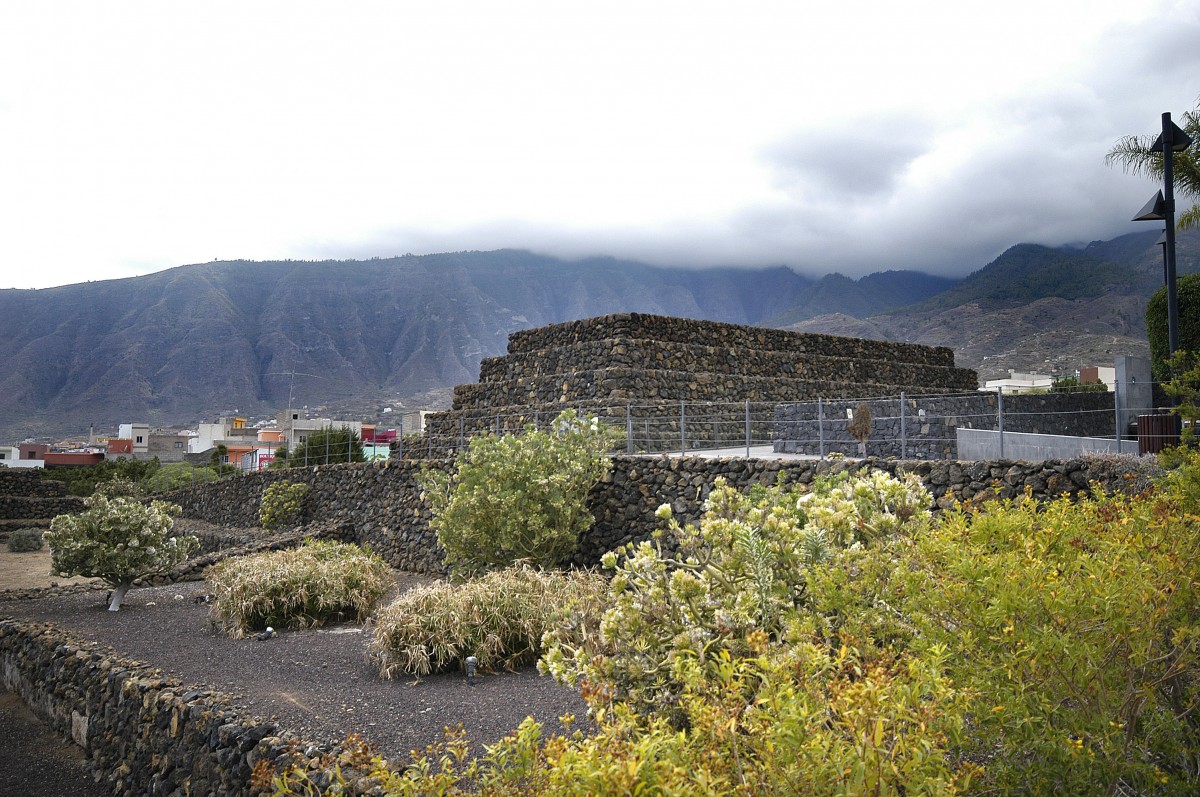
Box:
393;385;1175;462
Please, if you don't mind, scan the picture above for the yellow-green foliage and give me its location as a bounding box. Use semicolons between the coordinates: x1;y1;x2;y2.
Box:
421;409;622;574
207;539;390;636
892;488;1200;792
542;472;930;723
369;566;608;678
259;481;309;530
265;460;1200;795
270;640;971;796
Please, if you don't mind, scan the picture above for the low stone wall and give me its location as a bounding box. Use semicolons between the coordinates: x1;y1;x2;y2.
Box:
0;469;84;522
774;392;1117;460
507;312;958;367
0;469;70;498
452;368;973;409
477;339;978;395
0;619;312;797
166;453;1144;574
168;461;442;573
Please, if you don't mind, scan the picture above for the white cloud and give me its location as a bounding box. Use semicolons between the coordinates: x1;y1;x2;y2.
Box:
0;0;1197;288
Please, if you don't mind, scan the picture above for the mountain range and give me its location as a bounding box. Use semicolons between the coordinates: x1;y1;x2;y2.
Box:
2;230;1197;444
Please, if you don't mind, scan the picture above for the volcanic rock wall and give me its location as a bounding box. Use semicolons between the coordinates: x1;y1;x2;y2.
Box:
420;313;979;453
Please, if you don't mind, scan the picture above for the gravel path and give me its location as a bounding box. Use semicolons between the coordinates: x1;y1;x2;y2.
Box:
0;575;591;769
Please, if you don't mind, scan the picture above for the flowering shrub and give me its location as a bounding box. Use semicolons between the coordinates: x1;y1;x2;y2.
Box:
541;471;931;723
45;494;197;611
421;409;622;573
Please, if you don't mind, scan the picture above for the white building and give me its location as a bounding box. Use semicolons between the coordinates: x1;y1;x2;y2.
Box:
982;370;1054;394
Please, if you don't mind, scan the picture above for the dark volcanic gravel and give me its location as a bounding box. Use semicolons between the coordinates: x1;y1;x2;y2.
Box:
0;576;591;767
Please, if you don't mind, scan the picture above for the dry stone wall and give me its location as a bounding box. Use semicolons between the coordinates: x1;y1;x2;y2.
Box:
167;454;1142;575
0;469;84;532
423;313;979;456
0;619;340;797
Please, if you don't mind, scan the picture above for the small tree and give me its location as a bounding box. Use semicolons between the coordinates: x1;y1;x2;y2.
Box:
288;427;365;466
421;410;622;574
848;401;872;457
1147;274;1200;383
45;494;198;611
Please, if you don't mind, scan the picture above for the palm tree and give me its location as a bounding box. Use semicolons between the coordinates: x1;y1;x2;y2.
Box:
1106;98;1200;232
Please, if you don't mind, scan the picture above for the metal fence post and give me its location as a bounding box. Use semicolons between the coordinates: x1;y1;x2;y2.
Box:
818;397;825;459
745;399;751;458
900;392;907;460
680;400;687;456
997;387;1005;459
1113;382;1121;445
626;404;633;455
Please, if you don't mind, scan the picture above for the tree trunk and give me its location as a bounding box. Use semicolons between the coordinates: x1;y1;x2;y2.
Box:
108;583;131;612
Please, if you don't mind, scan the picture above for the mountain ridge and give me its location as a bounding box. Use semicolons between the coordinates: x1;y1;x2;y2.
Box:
2;233;1197;443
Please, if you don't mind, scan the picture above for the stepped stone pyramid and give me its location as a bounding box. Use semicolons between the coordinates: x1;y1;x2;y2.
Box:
419;313;978;454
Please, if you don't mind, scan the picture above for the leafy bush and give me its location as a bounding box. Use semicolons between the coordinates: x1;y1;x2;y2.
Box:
421;410;623;574
44;494;197;611
207;539;391;636
270;642;973;796
542;471;931;723
369;565;607;679
285;427;365;466
259;482;309;530
6;528;44;552
142;462;223;493
39;457;160;497
1148;273;1200;382
888;487;1200;793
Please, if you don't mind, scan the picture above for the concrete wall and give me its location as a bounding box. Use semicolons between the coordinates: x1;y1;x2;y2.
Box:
957;428;1140;461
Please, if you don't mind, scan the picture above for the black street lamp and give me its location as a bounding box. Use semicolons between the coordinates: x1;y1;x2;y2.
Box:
1132;113;1195;356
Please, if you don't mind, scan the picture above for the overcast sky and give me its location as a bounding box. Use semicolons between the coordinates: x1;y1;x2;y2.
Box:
2;1;1198;290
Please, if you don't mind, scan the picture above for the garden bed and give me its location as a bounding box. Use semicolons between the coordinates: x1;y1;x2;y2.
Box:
0;575;589;767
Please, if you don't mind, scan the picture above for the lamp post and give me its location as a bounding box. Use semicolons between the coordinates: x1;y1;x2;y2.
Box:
1132;113;1195;357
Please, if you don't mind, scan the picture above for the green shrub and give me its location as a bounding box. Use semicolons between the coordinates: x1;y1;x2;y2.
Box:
542;471;931;723
142;462;222;492
889;487;1200;793
258;482;309;530
44;493;196;611
421;409;622;574
285;427;365;466
369;565;607;679
6;528;44;552
207;539;391;636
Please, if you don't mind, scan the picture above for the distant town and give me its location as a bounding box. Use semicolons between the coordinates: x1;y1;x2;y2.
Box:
0;407;433;471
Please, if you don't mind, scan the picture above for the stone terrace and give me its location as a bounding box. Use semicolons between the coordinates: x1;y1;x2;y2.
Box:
420;313;978;453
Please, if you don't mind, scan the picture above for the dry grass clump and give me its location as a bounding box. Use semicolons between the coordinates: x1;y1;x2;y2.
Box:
207;539;392;637
368;565;608;679
1079;451;1165;494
